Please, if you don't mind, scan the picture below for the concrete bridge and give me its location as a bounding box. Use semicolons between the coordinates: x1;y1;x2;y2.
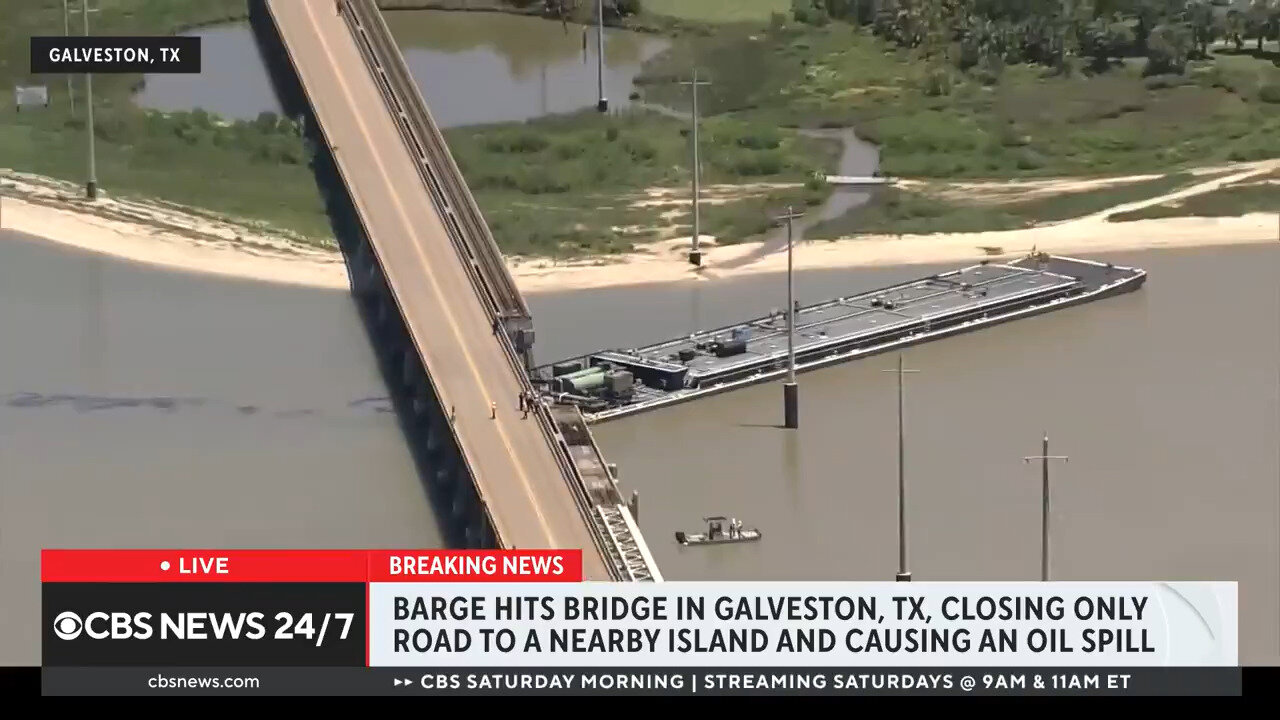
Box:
253;0;659;581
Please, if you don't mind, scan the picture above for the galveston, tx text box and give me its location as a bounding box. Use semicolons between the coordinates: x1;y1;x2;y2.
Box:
31;36;201;74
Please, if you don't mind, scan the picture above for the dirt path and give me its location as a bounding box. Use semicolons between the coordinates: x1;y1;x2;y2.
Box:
1077;160;1280;220
914;159;1277;205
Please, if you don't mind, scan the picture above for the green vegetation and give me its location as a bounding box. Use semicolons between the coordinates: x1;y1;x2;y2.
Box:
640;17;1280;178
1;0;831;256
1108;172;1280;220
638;1;1280;179
0;108;334;240
448;109;833;256
808;172;1209;237
801;0;1278;74
4;0;1277;258
642;0;790;23
1;1;336;241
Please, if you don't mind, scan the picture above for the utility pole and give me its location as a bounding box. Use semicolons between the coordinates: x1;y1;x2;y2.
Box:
1023;434;1068;581
881;355;919;581
679;69;710;267
776;206;804;429
63;0;74;116
82;0;100;200
595;0;607;112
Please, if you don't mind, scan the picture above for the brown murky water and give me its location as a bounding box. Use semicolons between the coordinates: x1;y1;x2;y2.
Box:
2;232;1276;664
0;230;442;664
529;244;1280;665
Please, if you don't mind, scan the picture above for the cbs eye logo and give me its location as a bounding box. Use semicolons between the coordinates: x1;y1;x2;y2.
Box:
53;611;84;640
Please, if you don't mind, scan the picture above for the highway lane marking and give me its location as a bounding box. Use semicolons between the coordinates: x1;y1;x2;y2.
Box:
295;2;560;548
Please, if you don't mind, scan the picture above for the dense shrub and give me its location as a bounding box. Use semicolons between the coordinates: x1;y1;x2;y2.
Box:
484;131;548;153
735;128;782;150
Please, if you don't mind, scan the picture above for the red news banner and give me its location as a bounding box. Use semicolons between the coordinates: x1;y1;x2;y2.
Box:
41;549;581;668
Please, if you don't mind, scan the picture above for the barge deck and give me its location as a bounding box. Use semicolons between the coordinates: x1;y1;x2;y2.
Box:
532;254;1146;424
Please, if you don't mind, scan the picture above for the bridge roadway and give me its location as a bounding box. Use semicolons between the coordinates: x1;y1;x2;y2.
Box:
266;0;609;579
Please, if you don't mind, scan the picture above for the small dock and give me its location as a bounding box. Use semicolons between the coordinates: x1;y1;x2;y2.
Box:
532;254;1146;424
825;175;895;186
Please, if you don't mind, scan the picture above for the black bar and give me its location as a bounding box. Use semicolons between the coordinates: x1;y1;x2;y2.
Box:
37;667;1248;696
30;36;201;74
0;667;40;696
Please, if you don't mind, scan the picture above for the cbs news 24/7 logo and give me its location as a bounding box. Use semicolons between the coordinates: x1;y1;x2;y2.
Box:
51;609;357;641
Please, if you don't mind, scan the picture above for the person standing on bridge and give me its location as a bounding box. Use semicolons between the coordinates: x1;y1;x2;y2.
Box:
518;392;526;414
490;401;497;420
522;393;531;419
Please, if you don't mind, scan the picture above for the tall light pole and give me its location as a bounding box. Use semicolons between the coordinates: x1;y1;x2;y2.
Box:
776;206;804;429
1023;434;1068;581
62;0;74;116
82;0;100;200
595;0;607;112
882;355;920;581
680;69;710;267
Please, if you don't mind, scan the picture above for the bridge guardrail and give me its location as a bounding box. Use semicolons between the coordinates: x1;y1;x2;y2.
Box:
348;3;528;327
341;0;656;581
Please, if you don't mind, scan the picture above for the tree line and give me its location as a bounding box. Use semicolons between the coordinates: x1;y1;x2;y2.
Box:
790;0;1280;76
512;0;642;21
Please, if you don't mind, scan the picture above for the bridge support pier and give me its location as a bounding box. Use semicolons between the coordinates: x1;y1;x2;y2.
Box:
373;291;391;332
450;481;470;520
401;348;421;391
464;505;492;549
431;464;453;490
351;242;376;297
784;382;799;429
424;420;446;457
410;388;432;426
362;255;380;298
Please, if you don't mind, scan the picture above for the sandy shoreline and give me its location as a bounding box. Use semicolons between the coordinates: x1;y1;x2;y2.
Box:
3;164;1277;295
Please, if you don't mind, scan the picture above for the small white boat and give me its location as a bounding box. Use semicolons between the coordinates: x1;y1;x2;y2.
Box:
675;516;761;546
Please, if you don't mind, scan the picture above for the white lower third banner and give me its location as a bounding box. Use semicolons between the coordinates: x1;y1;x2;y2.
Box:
367;582;1238;668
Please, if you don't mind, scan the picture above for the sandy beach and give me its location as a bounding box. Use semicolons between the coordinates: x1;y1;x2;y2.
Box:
3;162;1277;295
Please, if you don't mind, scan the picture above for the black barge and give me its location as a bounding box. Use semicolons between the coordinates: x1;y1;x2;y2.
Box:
533;254;1146;424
